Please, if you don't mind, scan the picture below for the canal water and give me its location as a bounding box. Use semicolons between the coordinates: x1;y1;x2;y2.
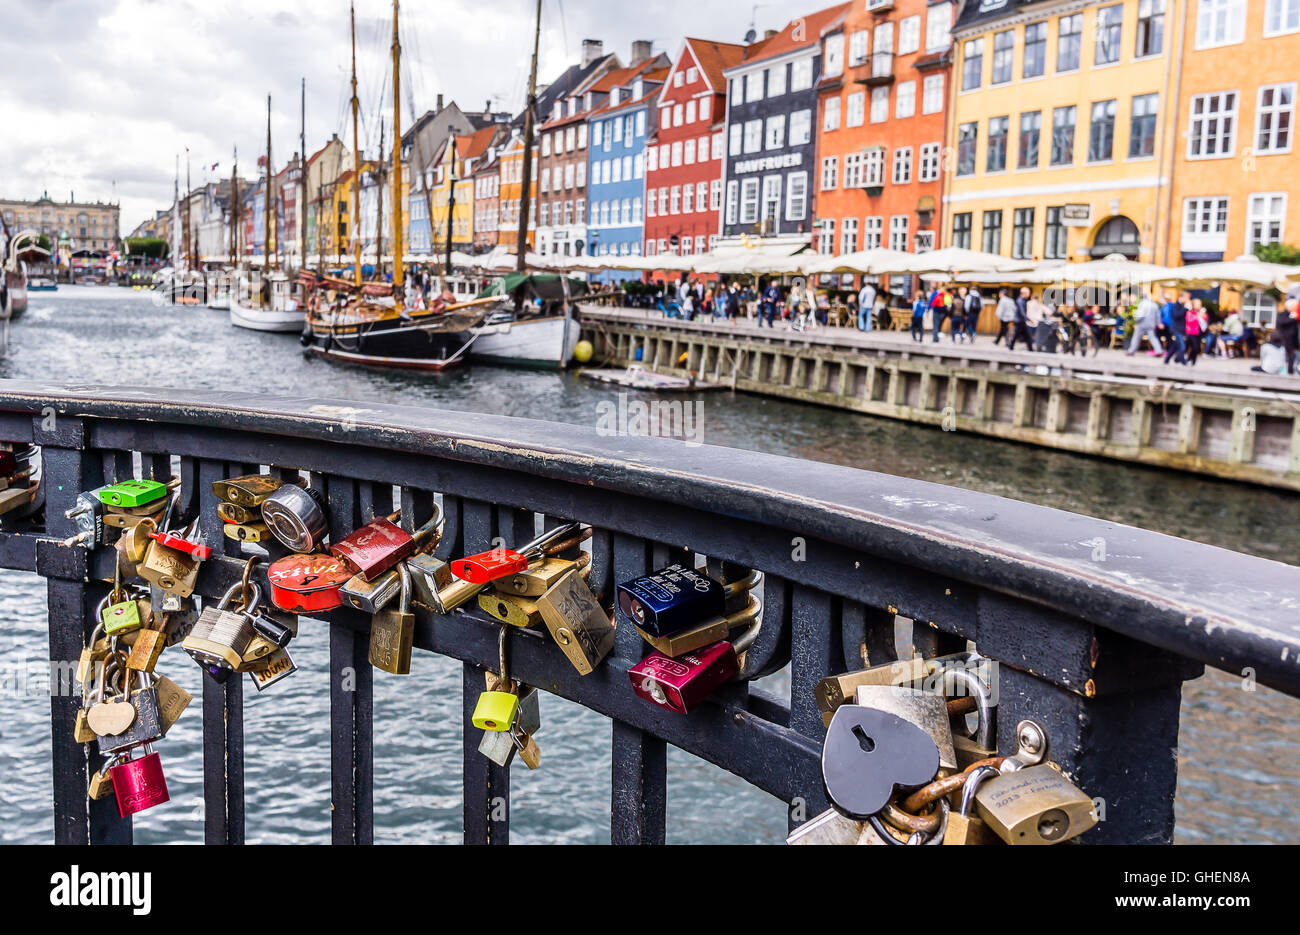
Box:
1;287;1296;844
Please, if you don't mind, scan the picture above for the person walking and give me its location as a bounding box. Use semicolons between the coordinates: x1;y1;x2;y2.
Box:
964;287;982;341
910;289;927;342
1162;291;1189;365
951;287;969;342
759;279;780;328
930;286;949;342
858;279;876;332
1276;296;1300;374
994;287;1016;345
1008;287;1033;351
725;282;741;323
1128;288;1163;356
1185;298;1207;366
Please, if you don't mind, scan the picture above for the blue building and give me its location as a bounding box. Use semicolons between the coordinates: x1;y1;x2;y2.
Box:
586;53;669;280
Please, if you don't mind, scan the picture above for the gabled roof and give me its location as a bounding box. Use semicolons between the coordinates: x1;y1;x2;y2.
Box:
588;55;667;93
679;37;750;91
456;125;503;160
725;2;850;71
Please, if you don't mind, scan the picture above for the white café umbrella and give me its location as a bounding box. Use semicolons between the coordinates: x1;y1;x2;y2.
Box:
1160;253;1300;290
890;246;1032;276
803;248;916;276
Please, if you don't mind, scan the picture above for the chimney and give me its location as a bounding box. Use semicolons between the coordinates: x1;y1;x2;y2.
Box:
436;93;445;111
631;39;652;62
581;39;604;66
485;99;491;114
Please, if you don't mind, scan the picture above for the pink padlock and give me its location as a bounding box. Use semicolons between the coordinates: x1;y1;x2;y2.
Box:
628;624;760;714
110;745;170;817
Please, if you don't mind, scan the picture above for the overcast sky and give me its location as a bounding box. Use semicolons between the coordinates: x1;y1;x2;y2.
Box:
1;0;829;233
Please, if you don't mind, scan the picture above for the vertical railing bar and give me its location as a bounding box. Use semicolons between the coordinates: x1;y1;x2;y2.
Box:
786;584;842;829
434;494;464;560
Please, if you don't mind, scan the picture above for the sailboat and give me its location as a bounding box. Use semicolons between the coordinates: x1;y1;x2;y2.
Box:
231;96;303;332
301;0;491;369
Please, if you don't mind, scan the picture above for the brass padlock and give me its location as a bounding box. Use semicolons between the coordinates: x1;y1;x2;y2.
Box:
973;763;1098;845
786;808;864;845
478;590;543;628
88;754;125;800
216;501;263;524
154;675;193;734
182;582;259;675
125;628;167;673
498;553;591;597
368;564;414;674
138;535;202;597
943;765;1004;846
212;473;283;507
536;567;616;676
816;652;972;717
854;684;957;773
222;521;273;542
636;592;761;658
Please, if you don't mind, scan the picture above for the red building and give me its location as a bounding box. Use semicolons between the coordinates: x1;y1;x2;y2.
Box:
643;38;749;264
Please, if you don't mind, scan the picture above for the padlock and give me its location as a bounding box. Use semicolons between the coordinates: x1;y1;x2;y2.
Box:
815;652;973;718
61;486;112;547
341;512;444;612
96;669;164;755
182;581;259;677
853;684;957;773
76;624;109;686
973;763;1098;845
222;521;273;542
478;590;543;628
940;664;997;769
148;527;213;560
616;562;732;638
246;610;294;647
216;500;263;525
114;517;157;568
97;479;168;509
478;681;541;767
787;808;865;846
451;522;587;584
497;553;591;597
110;744;170;817
943;765;1004;845
99;594;142;637
266;552;351;613
331;513;415;581
340;570;404;614
637;591;761;658
212;473;284;507
0;482;37;516
125;628;166;673
137;527;202;597
472;627;519;730
820;704;941;821
537;567;617;676
627;613;761;715
368;564;414;674
85;656;133;738
260;483;329;551
154;674;192;733
102;508;166;530
239;632;281;670
248;647;297;691
89;754;125;800
509;722;542;770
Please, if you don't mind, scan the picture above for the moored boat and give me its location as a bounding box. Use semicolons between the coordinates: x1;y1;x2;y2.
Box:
230;272;301;332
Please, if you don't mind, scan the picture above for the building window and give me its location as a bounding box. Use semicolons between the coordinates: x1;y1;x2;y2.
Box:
1256;83;1295;153
872;87;891;122
818;218;836;254
864;149;886;186
744;119;762;153
1088;99;1117;162
821;156;839;190
790;110;812;145
899;15;921;54
890;215;909;251
1197;0;1246;48
711;180;722;209
765;115;785;149
726;180;738;224
926;3;952;50
844;152;865;187
1051;105;1076;165
1241;290;1278;327
1183;196;1229;241
824;98;841;131
1129;93;1158;157
922;74;944;114
740;178;759;224
841;216;859;254
1021;22;1046;79
762;175;782;225
1095;5;1123;65
1019;111;1041;168
1012;207;1035;259
957;122;977;176
982;210;1003;253
895;82;915;119
791;58;813;91
849;30;869;66
893;147;913;184
1266;0;1300;35
864;216;883;249
920;142;941;181
729;123;742;156
1057;13;1082;71
962;38;983;90
1137;0;1165;56
1188;91;1237;158
670;186;681;214
1246;192;1287;250
987;116;1009;172
991;30;1014;84
1044;206;1068;259
683;184;693;213
847;91;866;127
746;71;765;102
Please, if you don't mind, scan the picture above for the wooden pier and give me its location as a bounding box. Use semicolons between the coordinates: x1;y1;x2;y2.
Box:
579;307;1300;491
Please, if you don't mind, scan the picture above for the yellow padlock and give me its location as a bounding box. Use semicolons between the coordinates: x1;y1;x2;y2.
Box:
472;627;520;731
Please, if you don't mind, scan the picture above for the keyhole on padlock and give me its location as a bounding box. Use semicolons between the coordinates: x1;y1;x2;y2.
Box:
1037;808;1069;840
852;725;876;754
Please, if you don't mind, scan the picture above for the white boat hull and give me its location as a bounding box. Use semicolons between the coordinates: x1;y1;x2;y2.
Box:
471;316;577;368
230;300;301;333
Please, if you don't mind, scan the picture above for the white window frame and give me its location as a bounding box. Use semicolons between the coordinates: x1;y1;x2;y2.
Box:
1187;91;1238;159
821;155;839;190
1265;0;1300;36
926;3;952;51
740;178;760;224
1256;83;1296;154
895;81;916;119
785;171;807;222
922;74;943;115
919;142;941;181
893;147;913;184
1245;192;1287;251
841;216;859;254
1241;290;1278;327
898;15;921;55
824;97;841;131
890;214;909;251
847;91;866;127
1195;0;1247;49
864;215;883;250
871;87;890;123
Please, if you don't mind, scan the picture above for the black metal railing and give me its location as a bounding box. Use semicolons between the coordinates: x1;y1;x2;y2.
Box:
2;379;1298;845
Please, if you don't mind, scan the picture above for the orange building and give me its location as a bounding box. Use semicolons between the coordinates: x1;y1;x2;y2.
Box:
814;0;957;264
1165;0;1300;327
496;132;537;253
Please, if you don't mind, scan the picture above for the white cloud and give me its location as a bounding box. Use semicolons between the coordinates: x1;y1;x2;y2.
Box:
0;0;830;233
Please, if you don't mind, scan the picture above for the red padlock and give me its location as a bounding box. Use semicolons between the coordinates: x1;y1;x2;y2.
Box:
267;553;352;613
148;529;213;560
451;547;528;584
110;746;170;817
628;624;759;715
330;515;415;581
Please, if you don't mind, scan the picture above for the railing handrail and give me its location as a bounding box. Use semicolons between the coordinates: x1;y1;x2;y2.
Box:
5;379;1298;695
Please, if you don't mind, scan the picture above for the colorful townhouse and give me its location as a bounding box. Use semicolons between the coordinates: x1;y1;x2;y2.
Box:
472;147;501;252
721;5;851;240
429;124;507;255
643;37;748;258
496;132;537;253
814;0;956;260
944;0;1177;264
585;50;670;275
1166;0;1300;327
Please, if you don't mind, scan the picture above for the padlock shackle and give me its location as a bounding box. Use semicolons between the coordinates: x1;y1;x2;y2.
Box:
940;666;995;754
959;764;1000;817
721;569;762;598
728;597;764;654
497;625;510;689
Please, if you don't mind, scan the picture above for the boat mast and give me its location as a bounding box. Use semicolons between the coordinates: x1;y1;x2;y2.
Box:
350;1;362;287
376;119;385;279
390;0;404;311
444;137;456;278
265;94;274;272
515;0;542;273
184;148;192;272
300;77;308;272
229;146;238;266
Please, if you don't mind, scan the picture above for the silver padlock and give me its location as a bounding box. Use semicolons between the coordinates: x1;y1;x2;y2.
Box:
477;685;540;767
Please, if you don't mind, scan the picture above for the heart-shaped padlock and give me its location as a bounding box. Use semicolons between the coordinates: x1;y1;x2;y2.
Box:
822;705;940;820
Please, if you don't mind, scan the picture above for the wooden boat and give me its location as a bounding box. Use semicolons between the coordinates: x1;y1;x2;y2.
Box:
580;364;724;392
231;272;301;332
27;277;57;292
2;228;46;320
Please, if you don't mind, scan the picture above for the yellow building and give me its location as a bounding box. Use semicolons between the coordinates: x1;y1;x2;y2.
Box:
944;0;1178;264
429;125;506;253
1166;0;1300;325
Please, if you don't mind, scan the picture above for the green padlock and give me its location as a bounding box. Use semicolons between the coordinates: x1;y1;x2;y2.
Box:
100;597;142;636
472;627;520;731
98;479;168;509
